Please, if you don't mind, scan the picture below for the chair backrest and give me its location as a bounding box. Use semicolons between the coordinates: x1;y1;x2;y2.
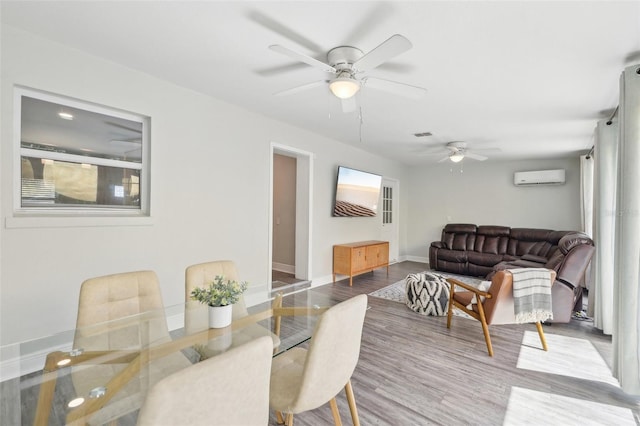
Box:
292;294;368;412
75;270;170;348
482;269;556;325
185;260;248;319
73;271;175;424
137;335;273;426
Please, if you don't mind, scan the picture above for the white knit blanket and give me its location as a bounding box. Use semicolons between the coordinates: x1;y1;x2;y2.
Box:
511;268;553;324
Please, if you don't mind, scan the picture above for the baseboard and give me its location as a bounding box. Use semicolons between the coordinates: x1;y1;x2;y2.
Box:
272;262;295;274
403;255;429;265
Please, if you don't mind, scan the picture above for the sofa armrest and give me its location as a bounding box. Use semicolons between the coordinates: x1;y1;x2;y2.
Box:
431;241;446;249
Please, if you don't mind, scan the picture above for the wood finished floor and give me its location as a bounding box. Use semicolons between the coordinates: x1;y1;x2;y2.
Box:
272;261;640;426
7;262;639;425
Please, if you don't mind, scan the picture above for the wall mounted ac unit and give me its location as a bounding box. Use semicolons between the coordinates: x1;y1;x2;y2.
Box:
514;169;565;186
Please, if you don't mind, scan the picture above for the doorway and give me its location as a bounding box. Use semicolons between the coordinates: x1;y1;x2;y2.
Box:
270;144;313;291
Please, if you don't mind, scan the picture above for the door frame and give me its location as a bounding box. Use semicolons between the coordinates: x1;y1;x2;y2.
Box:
269;143;313;288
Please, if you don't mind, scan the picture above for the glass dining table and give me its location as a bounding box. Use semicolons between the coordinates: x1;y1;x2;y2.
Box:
1;287;334;426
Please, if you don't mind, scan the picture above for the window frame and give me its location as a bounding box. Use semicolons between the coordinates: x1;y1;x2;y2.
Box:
13;86;151;220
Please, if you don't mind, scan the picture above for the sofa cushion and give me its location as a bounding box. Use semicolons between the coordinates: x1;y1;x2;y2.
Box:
507;228;554;257
545;249;564;270
441;224;477;250
547;230;571;245
436;248;468;263
468;251;503;267
521;254;548;263
473;226;510;254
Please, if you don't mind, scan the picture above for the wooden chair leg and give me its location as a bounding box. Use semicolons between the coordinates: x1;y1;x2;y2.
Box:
286;412;294;426
476;303;493;357
446;298;454;329
276;411;285;425
535;321;548;351
344;380;360;426
329;397;342;426
479;319;493;356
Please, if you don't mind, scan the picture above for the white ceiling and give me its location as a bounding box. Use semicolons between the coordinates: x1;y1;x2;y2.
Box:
3;1;639;165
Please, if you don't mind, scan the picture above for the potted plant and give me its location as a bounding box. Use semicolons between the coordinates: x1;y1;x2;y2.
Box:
190;275;248;328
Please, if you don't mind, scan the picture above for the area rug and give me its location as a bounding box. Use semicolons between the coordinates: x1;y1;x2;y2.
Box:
369;271;485;319
369;271;483;304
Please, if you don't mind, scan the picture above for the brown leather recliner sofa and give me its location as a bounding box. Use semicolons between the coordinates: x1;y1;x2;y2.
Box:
429;224;595;323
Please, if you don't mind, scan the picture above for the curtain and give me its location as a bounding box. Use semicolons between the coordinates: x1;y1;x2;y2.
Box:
580;154;594;238
580;154;594;294
589;120;618;334
613;64;640;395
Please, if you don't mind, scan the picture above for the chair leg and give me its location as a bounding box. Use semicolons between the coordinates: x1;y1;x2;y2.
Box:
344;380;360;426
329;397;342;426
535;321;548;351
479;318;493;356
447;287;454;329
286;412;294;426
476;303;493;357
276;411;285;425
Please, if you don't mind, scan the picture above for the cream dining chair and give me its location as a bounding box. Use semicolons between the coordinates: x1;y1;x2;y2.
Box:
137;335;273;426
184;260;280;356
73;270;192;425
269;294;368;426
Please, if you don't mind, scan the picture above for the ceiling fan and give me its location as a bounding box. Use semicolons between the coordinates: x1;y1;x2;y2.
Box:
269;34;427;112
420;142;492;163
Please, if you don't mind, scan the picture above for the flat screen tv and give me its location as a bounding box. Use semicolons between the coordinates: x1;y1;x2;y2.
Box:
333;166;382;217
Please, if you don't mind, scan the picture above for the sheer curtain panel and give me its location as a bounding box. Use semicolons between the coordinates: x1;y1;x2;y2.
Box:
590;120;618;334
580;154;594;292
613;64;640;395
580;154;594;238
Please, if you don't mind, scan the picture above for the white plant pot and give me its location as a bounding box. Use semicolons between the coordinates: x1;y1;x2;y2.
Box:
208;304;233;328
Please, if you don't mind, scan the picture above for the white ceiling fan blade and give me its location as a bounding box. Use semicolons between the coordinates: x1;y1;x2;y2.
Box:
364;77;427;99
341;97;356;113
249;11;324;53
353;34;412;72
269;45;336;73
465;152;488;161
437;155;451;163
274;80;327;96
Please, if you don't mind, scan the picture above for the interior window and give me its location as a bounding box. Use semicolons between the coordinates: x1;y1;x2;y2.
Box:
16;88;149;214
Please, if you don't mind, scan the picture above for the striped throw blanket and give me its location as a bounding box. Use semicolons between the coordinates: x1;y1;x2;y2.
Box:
510;268;553;324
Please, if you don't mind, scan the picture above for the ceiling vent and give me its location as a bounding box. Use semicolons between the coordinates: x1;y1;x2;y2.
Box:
514;169;565;186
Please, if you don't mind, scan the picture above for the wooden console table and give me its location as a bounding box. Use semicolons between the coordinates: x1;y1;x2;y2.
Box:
333;240;389;286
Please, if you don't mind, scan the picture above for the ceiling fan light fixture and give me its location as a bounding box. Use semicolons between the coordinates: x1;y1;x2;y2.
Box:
449;152;464;163
329;77;361;99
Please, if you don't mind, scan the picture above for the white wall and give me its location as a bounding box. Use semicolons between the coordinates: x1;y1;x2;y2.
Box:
0;26;410;345
405;158;582;260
